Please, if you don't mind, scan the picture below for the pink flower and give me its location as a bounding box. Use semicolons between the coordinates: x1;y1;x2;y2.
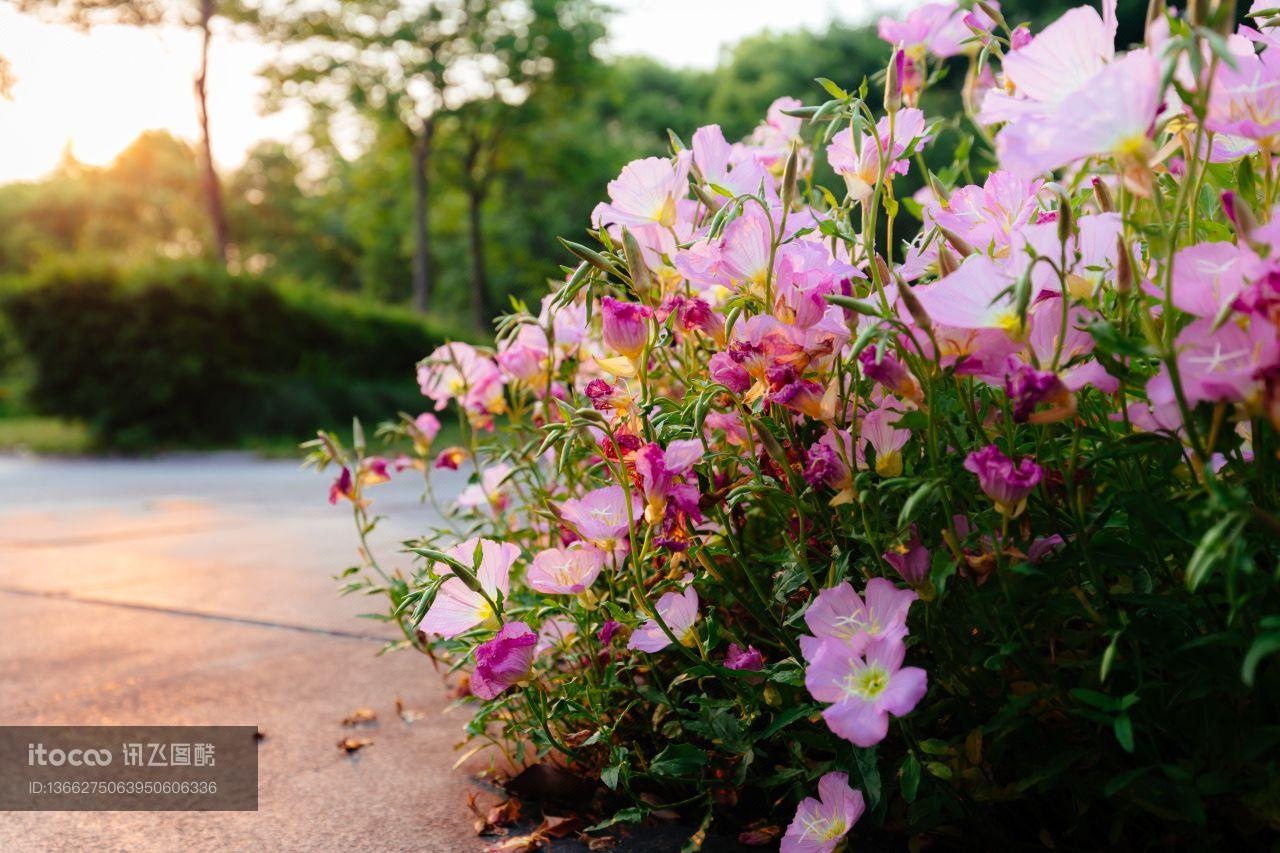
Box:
1170;241;1250;318
859;405;911;477
827;108;928;202
527;544;605;595
978;1;1117;125
805;636;928;747
593;156;690;229
496;323;551;384
800;578;916;661
559;485;639;554
746;96;804;170
417;342;506;426
635;439;703;524
1206;48;1280;146
470;621;537;700
780;772;865;853
928;170;1042;253
878;1;992;58
882;525;931;586
914;254;1021;332
600;296;653;362
724;643;765;671
628;586;700;653
457;463;512;514
963;445;1044;516
1148;317;1280;408
534;616;577;657
691;124;768;197
414;412;442;439
997;49;1161;179
420;538;519;639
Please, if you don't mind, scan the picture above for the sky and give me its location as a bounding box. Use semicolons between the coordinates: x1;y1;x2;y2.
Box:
0;0;904;185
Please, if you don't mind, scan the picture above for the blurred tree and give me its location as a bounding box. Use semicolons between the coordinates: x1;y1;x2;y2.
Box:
255;0;603;317
12;0;242;264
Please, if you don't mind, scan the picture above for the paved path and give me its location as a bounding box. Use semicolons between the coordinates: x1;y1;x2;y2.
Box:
0;455;484;852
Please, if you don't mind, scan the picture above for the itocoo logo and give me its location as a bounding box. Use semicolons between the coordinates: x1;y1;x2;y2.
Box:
27;743;113;766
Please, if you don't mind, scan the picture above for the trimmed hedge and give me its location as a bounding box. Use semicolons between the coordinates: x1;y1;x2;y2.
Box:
0;261;460;448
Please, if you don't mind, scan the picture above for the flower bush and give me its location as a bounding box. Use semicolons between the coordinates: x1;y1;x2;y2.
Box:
309;1;1280;847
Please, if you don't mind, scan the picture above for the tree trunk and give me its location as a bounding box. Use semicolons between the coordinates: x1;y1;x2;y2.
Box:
410;119;435;314
195;0;230;264
464;133;492;332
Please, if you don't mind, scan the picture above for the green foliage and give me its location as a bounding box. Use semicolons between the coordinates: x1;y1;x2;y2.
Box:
0;259;464;448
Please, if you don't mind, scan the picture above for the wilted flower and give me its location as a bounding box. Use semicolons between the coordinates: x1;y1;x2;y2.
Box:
882;525;931;586
601;296;653;362
471;621;537;700
725;643;765;671
964;445;1044;517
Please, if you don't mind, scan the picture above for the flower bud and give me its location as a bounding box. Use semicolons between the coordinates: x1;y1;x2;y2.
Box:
937;243;960;277
600;296;653;362
939;226;975;257
884;50;902;114
1091;177;1113;213
898;282;933;334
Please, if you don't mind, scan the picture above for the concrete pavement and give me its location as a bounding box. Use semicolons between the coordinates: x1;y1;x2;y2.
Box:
0;454;486;851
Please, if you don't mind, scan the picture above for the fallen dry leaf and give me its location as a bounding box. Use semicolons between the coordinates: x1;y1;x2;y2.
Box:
537;814;579;839
337;736;373;753
738;821;782;846
395;698;425;723
342;707;378;727
585;837;617;851
482;833;546;853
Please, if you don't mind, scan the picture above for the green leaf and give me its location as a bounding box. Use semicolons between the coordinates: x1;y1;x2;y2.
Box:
1186;511;1245;590
648;743;708;781
585;806;648;833
1242;632;1280;686
900;755;921;803
898;479;941;531
1114;713;1135;753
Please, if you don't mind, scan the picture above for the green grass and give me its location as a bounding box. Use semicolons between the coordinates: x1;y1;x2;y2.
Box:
0;416;94;455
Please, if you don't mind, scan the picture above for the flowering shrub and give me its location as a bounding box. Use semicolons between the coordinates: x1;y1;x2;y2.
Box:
309;1;1280;847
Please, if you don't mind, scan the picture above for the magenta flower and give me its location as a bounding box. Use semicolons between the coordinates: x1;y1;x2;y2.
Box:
584;378;631;413
1003;359;1069;423
709;351;751;392
800;577;916;661
596;619;622;645
806;636;928;747
780;771;866;853
1170;241;1249;319
628;587;699;653
963;445;1044;517
527;545;605;595
878;1;991;59
559;485;640;554
470;621;537;701
600;296;653;362
1147;318;1280;408
634;439;703;524
882;525;931;586
724;643;765;672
